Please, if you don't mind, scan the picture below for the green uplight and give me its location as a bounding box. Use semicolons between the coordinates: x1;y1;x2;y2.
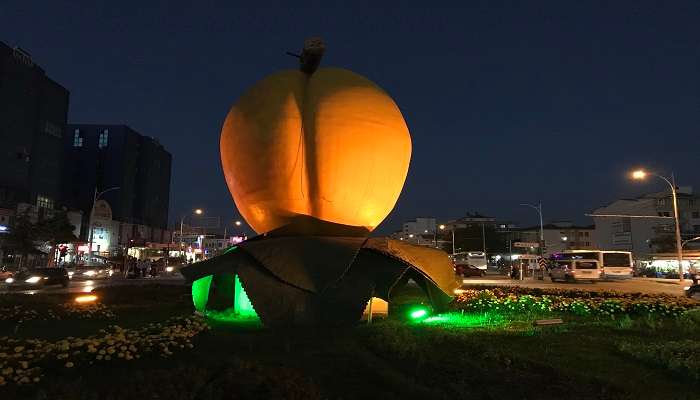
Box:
418;312;506;328
409;307;429;320
223;246;238;254
233;274;257;317
191;272;259;322
191;275;213;312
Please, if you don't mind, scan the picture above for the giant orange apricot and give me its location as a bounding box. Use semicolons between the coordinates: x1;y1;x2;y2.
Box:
220;67;411;234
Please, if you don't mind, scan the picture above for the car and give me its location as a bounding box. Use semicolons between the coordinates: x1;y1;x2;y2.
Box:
65;264;114;279
5;268;69;289
549;259;601;282
455;264;486;277
685;284;700;301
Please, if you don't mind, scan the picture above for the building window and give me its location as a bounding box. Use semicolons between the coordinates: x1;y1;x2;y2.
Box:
73;129;83;147
658;198;667;206
44;121;62;138
98;129;109;149
37;195;53;209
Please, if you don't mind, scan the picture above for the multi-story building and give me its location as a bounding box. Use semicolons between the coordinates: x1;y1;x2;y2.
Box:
0;41;69;212
593;187;700;258
517;221;596;256
62;124;172;253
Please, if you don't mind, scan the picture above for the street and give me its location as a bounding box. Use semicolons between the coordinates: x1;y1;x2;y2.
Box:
0;274;185;295
461;273;694;297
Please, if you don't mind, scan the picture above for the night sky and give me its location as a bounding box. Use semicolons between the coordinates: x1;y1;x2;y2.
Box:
2;1;698;234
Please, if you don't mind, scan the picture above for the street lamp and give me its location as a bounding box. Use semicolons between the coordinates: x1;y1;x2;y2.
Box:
87;186;120;260
439;224;455;255
180;209;204;259
682;236;700;248
520;203;544;256
632;169;684;283
235;220;242;226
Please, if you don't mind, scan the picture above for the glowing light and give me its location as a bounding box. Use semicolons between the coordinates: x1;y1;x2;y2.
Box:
25;276;41;283
0;225;7;232
235;220;242;226
84;280;94;285
632;170;647;180
83;270;96;276
234;274;257;317
408;307;429;320
75;295;98;303
83;286;94;293
5;277;14;284
191;275;213;312
165;266;174;272
439;224;445;230
194;208;203;215
77;245;89;252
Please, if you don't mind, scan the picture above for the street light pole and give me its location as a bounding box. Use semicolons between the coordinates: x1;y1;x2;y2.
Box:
87;186;120;261
179;209;203;261
632;170;684;283
520;203;544;257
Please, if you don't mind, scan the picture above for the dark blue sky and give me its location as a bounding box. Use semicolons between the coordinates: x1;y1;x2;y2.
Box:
2;1;698;234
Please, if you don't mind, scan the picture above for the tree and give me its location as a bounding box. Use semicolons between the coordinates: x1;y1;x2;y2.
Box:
1;211;40;268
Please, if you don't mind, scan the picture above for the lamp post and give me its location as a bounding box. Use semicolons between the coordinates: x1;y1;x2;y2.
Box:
632;170;684;283
87;186;120;261
520;203;544;257
682;236;700;248
180;208;203;259
436;224;445;248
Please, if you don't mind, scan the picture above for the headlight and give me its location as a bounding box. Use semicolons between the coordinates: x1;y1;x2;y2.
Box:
5;277;13;284
83;270;96;276
25;276;41;283
684;286;691;291
165;266;174;272
68;271;74;278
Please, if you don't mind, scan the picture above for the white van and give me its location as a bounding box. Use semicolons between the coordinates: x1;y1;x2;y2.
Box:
549;259;601;282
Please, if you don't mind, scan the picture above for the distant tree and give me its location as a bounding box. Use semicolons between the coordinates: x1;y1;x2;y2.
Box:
36;211;77;246
1;211;39;268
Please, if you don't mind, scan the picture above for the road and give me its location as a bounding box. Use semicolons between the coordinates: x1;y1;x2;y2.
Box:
461;273;693;297
1;274;185;295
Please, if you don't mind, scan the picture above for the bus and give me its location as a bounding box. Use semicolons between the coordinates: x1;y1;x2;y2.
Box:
552;250;633;279
452;251;488;270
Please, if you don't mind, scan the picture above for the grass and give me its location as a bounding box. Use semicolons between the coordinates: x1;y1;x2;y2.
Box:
1;284;699;399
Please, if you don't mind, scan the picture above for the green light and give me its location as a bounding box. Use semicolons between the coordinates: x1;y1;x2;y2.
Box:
223;246;238;254
409;307;429;320
418;312;507;328
233;274;257;317
192;275;213;312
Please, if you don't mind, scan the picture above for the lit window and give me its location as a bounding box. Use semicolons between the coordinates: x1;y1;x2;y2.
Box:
73;129;83;147
37;195;54;209
98;129;109;149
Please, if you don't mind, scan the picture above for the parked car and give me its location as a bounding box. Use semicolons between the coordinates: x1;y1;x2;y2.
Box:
455;264;486;277
549;259;601;282
5;268;69;289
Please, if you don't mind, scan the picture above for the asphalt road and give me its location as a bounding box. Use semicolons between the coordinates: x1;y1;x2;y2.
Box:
1;274;185;295
461;274;693;297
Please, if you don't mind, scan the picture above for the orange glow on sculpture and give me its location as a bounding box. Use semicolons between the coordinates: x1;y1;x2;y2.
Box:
220;67;412;234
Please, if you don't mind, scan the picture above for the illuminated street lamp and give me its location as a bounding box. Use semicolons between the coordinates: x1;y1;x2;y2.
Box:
439;224;455;254
632;169;684;283
180;209;204;257
235;220;242;226
87;186;120;260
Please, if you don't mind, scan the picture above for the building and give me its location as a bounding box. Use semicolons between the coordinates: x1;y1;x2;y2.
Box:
517;221;595;256
0;41;69;212
592;187;700;259
62;124;172;254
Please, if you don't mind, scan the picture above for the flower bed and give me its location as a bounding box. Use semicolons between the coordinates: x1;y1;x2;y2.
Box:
0;303;115;323
0;316;209;386
452;287;699;318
